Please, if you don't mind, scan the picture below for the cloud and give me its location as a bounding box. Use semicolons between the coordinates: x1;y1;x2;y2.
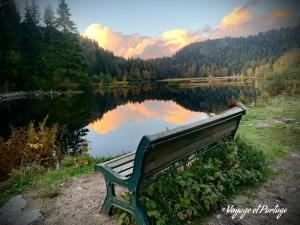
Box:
162;29;202;53
82;24;202;59
209;5;299;39
220;6;252;29
123;38;157;58
82;23;150;57
270;9;292;21
82;1;299;59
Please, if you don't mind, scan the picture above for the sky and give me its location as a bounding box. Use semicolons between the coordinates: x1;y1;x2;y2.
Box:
16;0;300;59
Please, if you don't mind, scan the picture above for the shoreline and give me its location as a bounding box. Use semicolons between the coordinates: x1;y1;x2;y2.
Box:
0;90;84;102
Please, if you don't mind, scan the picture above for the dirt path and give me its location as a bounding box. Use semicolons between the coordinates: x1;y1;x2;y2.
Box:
19;152;300;225
23;173;118;225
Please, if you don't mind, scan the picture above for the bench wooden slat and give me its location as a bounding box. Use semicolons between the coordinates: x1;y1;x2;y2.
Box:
148;107;243;143
144;120;237;176
143;118;238;176
104;152;135;168
113;161;135;173
119;168;133;177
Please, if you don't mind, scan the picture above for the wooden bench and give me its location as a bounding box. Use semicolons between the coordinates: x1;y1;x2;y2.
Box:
95;106;246;225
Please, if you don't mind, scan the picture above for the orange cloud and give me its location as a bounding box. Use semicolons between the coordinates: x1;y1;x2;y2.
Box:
271;9;292;20
82;24;201;59
220;6;252;29
82;23;146;57
88;100;208;134
123;38;157;58
162;29;201;53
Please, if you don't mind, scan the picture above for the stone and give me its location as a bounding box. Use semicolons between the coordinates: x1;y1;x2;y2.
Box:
280;117;296;124
0;195;43;225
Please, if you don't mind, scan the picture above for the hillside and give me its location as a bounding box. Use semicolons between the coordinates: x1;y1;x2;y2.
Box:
81;25;300;81
149;25;300;78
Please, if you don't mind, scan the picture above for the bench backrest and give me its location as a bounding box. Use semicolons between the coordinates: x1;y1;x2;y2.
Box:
137;106;246;178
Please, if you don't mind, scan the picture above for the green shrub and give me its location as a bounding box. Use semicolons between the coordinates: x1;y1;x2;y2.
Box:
1;163;47;197
60;154;93;168
116;137;267;225
167;81;180;88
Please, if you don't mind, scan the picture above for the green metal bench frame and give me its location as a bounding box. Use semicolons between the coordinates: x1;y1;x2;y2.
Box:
95;106;246;225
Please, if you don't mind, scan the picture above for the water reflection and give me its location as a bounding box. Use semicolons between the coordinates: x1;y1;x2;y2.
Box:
87;100;208;156
89;100;207;134
0;83;257;157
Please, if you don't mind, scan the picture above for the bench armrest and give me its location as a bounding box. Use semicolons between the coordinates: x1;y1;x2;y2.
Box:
95;164;130;187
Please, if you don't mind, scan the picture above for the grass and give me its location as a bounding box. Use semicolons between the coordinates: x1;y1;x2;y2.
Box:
238;95;300;162
0;155;113;205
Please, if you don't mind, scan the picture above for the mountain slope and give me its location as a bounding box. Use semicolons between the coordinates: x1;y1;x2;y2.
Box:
166;25;300;77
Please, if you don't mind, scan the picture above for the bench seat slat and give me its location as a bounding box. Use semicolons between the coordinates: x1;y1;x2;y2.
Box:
103;152;135;168
119;168;133;177
113;161;135;173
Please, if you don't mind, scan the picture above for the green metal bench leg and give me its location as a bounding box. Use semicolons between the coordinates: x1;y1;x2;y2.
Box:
101;182;115;216
132;203;148;225
131;191;149;225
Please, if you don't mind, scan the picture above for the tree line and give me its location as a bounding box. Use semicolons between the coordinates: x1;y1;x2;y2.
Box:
0;0;91;90
1;0;300;91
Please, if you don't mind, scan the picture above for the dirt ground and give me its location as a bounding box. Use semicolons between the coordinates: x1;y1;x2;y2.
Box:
19;152;300;225
23;173;118;225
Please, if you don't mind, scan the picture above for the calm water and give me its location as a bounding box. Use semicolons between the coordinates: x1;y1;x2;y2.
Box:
0;83;256;157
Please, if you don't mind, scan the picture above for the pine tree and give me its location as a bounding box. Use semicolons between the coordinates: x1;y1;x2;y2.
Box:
56;0;76;33
0;0;21;86
43;4;55;28
21;0;43;88
24;0;40;26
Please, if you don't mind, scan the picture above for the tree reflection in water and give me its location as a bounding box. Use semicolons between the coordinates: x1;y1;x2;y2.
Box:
0;83;256;156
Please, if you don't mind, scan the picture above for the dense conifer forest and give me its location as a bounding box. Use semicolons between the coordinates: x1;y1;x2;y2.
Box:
1;0;299;91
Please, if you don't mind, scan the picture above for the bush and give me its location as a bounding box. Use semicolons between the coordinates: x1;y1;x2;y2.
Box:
0;116;66;180
116;137;267;225
60;154;93;168
167;81;180;88
7;163;46;193
261;67;300;97
259;48;300;97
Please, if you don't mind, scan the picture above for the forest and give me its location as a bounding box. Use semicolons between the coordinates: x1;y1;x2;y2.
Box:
1;0;300;91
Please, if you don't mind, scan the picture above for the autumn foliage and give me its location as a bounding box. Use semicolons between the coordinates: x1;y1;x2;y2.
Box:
0;116;66;180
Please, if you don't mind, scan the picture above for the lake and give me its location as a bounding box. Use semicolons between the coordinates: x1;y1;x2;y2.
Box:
0;82;256;157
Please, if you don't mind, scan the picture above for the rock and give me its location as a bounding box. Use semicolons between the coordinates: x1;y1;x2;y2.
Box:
0;195;43;225
274;120;286;125
254;120;273;128
280;117;296;124
76;186;84;191
15;209;43;225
